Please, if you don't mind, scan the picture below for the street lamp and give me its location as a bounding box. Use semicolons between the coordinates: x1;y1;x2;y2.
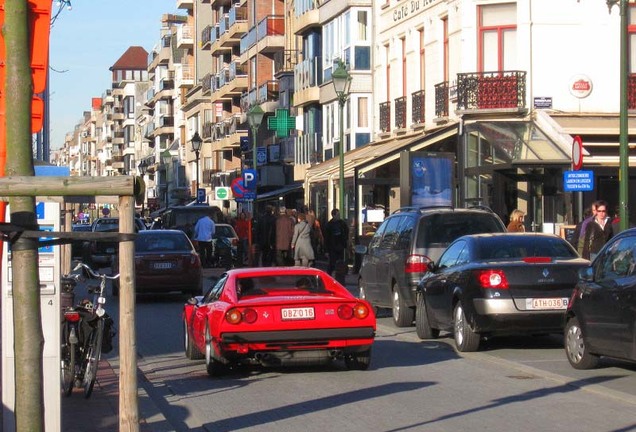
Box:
246;104;265;264
331;59;352;216
607;0;629;231
138;159;148;216
191;131;203;203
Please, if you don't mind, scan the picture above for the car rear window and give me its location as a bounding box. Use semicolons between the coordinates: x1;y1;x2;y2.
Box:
417;213;504;248
136;233;192;252
237;274;328;296
477;236;578;259
215;225;237;238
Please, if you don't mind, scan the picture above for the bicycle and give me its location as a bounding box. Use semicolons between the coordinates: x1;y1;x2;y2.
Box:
60;262;118;398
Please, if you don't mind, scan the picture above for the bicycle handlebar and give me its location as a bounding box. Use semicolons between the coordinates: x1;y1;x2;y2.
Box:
72;262;120;281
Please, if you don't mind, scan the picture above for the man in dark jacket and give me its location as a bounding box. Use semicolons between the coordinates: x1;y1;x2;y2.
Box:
324;209;349;275
580;200;613;260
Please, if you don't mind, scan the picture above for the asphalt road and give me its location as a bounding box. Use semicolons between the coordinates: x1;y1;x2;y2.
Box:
90;269;636;432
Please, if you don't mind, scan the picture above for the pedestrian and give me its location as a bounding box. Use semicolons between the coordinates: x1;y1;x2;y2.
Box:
193;214;215;267
571;203;598;254
507;209;525;232
324;208;349;275
258;205;277;266
234;211;250;266
275;207;295;266
306;209;324;259
580;200;613;260
291;212;315;267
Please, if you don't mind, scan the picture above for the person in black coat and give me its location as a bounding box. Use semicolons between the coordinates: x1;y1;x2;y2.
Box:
324;208;349;276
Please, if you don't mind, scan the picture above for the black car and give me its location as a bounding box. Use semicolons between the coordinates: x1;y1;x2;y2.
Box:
564;227;636;369
356;206;506;327
87;217;146;268
416;233;589;352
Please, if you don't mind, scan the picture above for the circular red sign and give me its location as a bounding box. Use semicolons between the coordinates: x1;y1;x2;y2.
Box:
572;135;583;171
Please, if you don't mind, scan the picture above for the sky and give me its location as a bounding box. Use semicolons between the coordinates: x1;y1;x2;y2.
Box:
48;0;178;150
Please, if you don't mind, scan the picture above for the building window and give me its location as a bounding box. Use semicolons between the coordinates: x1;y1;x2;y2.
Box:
358;97;368;128
358;11;368;41
401;37;406;97
478;3;517;72
443;16;449;81
419;28;425;90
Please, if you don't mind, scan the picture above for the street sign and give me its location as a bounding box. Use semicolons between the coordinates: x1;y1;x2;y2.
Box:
214;187;229;200
243;169;257;191
257;147;267;166
564;170;593;192
197;188;206;203
572;135;583;171
240;136;250;153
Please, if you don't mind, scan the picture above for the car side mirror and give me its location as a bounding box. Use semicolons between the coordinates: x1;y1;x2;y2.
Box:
578;266;593;282
426;261;437;272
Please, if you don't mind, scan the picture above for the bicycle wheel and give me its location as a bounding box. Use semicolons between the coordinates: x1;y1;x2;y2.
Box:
82;319;104;398
60;336;75;397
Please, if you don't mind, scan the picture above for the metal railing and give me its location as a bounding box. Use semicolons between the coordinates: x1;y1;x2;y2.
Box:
379;101;391;133
456;71;526;110
411;90;425;125
394;96;406;129
434;81;449;118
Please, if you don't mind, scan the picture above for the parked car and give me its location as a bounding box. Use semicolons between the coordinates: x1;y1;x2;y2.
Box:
112;229;202;297
87;217;146;268
564;227;636;369
212;223;239;269
183;267;376;376
158;205;223;236
356;206;507;327
415;232;589;352
71;223;92;259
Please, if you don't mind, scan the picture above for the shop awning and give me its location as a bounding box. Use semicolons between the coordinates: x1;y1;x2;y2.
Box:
255;183;304;201
305;123;459;184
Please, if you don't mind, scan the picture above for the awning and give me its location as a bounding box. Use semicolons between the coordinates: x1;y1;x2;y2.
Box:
256;183;304;201
305;123;459;184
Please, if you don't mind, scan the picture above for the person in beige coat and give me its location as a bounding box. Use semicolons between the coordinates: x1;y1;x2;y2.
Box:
291;213;315;267
275;207;295;266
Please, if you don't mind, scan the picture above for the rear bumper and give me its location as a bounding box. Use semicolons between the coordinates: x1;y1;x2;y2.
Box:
221;327;376;344
471;299;565;334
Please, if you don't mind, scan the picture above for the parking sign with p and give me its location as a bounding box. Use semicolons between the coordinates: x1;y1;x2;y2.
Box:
243;169;257;192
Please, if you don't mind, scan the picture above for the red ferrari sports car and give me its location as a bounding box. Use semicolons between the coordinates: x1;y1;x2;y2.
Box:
183;267;376;376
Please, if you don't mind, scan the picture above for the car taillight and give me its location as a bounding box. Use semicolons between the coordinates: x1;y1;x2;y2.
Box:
225;308;257;324
337;304;354;319
474;269;509;289
353;302;370;319
64;311;81;322
190;253;201;267
405;255;431;273
523;257;552;263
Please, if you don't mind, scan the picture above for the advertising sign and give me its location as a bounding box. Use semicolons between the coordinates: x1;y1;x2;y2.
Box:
400;151;455;207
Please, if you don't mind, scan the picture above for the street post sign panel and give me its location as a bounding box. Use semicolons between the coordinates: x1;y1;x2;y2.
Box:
564;170;594;192
197;188;206;203
215;186;230;200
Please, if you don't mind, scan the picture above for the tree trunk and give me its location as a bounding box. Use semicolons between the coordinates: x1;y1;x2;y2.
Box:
4;1;44;431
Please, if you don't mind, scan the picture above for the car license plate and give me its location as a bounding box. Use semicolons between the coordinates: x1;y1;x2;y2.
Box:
526;298;568;310
153;262;174;270
281;307;315;320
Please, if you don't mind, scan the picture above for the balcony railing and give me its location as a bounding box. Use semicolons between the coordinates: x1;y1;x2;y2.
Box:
411;90;425;125
241;15;284;51
294;56;322;90
258;80;279;104
229;4;247;26
434;81;449;118
379;101;391;133
202;122;214;139
202;73;213;94
229;61;247;80
456;71;526;111
394;96;406;130
202;25;213;47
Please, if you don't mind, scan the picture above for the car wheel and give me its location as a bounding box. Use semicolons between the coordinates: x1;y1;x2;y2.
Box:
344;348;372;371
392;285;415;328
205;325;227;377
453;302;480;352
184;319;204;360
564;317;599;370
415;294;439;340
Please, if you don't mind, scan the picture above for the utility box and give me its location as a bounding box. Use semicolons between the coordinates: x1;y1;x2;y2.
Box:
2;201;61;432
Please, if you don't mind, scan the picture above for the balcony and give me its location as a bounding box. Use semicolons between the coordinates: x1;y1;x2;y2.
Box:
434;81;449;119
411;90;425;127
176;0;194;9
224;5;247;46
202;73;214;95
176;63;194;88
294;0;320;34
149;35;172;71
379;101;391;133
113;107;125;121
394;96;406;131
240;16;284;55
456;71;527;113
295;132;322;165
177;24;194;49
293;56;321;107
113;130;125;145
202;122;214;140
202;25;213;49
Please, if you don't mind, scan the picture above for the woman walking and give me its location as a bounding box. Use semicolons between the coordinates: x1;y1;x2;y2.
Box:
291;213;315;267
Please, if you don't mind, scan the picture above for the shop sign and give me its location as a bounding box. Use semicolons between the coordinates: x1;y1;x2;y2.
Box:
569;74;593;98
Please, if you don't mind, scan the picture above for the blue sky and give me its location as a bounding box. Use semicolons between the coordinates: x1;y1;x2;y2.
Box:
49;0;177;150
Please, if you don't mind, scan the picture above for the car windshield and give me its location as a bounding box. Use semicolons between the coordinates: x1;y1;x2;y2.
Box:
215;225;236;238
93;220;119;232
477;236;578;260
136;233;192;252
237;274;329;296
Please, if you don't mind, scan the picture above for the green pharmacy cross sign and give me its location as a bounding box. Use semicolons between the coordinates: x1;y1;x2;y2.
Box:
267;109;296;138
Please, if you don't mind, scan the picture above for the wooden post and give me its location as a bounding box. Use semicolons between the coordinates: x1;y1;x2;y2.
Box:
118;195;139;431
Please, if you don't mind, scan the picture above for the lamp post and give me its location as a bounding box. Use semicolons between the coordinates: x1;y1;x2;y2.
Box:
138;159;148;216
331;60;352;216
246;105;265;265
606;0;629;231
161;149;172;207
191;131;203;203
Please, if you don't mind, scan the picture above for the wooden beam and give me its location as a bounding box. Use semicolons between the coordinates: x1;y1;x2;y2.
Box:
0;176;138;197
